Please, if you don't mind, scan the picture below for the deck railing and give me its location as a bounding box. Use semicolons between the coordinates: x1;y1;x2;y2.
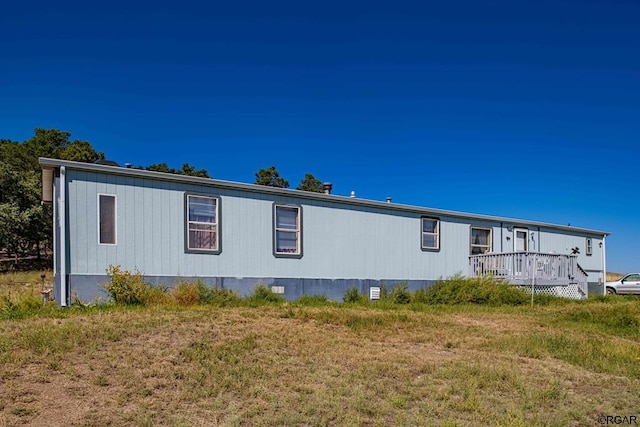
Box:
469;252;588;297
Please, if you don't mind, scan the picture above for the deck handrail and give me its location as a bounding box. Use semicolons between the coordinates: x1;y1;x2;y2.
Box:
469;252;580;285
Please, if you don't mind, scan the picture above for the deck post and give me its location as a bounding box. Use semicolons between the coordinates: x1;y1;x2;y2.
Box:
531;253;535;306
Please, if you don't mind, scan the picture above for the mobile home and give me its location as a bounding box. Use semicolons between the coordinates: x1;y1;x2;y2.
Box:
40;158;609;305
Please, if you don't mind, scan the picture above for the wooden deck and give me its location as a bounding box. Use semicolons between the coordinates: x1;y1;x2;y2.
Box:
469;252;588;299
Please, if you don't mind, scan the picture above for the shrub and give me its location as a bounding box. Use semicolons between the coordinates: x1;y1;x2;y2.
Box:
171;280;210;306
388;282;411;304
102;265;166;305
208;287;242;307
417;275;531;306
343;287;363;303
295;294;334;306
248;284;284;304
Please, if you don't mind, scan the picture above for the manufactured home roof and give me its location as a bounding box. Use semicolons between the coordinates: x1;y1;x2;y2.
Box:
40;157;610;237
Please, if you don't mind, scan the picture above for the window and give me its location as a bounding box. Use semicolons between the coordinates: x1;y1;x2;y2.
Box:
470;227;492;255
98;194;117;245
274;204;302;257
186;194;220;253
421;217;440;250
586;238;593;256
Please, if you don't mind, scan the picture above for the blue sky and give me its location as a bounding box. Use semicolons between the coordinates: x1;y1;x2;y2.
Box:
1;0;638;272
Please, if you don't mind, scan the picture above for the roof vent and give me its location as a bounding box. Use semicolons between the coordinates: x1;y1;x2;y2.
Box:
322;182;333;195
350;191;356;198
386;197;392;203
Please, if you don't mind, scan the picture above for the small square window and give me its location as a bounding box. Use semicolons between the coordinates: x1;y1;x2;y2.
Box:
470;227;492;255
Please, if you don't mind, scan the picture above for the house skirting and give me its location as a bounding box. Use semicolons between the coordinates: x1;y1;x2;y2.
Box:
58;275;438;305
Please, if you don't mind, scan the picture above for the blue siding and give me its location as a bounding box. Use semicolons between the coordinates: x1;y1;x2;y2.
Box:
62;168;606;301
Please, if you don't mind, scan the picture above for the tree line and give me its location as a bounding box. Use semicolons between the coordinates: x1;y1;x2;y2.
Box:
0;128;323;265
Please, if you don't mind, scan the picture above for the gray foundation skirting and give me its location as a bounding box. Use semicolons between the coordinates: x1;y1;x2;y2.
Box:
59;275;438;305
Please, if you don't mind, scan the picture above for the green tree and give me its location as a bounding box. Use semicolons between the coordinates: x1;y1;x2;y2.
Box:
23;128;104;167
0;164;50;259
255;166;289;188
0;128;103;262
296;173;323;193
146;162;210;178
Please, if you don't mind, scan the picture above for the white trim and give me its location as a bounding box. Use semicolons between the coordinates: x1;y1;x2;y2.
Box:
97;194;117;245
470;227;492;255
602;236;607;296
274;205;301;255
585;237;593;256
513;228;528;252
59;166;67;307
186;194;219;252
421;217;440;250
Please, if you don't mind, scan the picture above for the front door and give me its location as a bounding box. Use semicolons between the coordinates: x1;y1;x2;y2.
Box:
514;229;528;252
513;229;528;276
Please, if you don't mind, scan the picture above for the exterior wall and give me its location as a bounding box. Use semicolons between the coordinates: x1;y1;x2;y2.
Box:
56;167;607;303
67;169;479;281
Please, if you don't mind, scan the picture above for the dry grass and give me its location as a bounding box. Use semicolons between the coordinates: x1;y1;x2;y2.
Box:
1;300;639;426
606;272;625;282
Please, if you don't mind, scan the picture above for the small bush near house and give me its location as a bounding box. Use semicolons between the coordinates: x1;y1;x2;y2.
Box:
248;284;285;304
343;287;367;304
415;275;534;306
171;280;211;306
295;294;335;306
102;265;167;305
387;282;411;304
208;287;243;307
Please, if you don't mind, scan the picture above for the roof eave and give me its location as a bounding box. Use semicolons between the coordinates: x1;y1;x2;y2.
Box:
38;157;611;237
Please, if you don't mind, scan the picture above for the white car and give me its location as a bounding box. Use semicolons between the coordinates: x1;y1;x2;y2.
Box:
605;273;640;295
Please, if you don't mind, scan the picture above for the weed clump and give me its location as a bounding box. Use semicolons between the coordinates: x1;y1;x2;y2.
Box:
387;282;411;304
295;294;334;306
102;265;167;306
416;275;533;306
248;284;285;304
343;287;364;304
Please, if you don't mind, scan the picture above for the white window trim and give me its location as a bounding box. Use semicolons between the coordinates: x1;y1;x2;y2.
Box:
273;204;302;258
421;217;440;251
470;227;492;255
586;238;593;256
97;193;117;246
185;194;220;254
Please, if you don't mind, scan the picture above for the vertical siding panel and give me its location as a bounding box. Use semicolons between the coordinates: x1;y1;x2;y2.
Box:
86;173;99;274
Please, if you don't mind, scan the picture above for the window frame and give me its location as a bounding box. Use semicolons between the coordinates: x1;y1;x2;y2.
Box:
184;193;221;254
470;227;492;255
273;203;303;258
98;194;117;245
586;237;593;256
420;217;440;251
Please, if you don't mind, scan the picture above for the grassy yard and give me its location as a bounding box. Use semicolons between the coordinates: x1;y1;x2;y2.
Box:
1;275;639;426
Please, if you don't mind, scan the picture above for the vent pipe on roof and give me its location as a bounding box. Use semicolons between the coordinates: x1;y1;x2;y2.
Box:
322;182;332;195
125;163;132;168
386;197;392;203
350;191;356;198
